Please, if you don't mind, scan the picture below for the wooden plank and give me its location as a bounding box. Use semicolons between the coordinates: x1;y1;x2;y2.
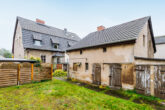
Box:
17;64;20;85
31;64;33;81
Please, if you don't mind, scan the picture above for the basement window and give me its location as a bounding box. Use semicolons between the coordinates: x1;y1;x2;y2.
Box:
143;35;145;46
103;47;107;52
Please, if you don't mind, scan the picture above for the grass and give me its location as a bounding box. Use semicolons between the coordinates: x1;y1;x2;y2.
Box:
109;89;162;103
0;79;156;110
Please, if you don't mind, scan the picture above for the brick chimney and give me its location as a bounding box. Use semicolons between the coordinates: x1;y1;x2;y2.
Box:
36;18;45;24
97;25;105;31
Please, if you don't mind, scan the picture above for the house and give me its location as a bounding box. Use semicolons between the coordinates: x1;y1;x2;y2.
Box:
66;16;165;99
154;36;165;58
67;17;157;89
12;17;81;69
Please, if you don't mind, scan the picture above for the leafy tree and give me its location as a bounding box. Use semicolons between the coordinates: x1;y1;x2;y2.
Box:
0;48;12;58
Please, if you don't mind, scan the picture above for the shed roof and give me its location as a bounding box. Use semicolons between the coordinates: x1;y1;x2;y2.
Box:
67;16;156;52
0;58;36;63
154;36;165;44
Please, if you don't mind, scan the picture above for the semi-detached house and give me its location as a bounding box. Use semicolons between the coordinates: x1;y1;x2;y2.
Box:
12;17;80;69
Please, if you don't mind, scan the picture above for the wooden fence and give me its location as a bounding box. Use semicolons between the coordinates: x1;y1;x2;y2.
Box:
0;62;53;87
135;65;165;99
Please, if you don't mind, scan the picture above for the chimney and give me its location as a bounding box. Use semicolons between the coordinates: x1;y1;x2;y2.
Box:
97;25;105;31
64;28;67;34
36;18;45;24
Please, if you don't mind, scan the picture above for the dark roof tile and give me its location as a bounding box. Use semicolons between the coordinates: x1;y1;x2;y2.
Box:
16;17;81;52
67;16;151;51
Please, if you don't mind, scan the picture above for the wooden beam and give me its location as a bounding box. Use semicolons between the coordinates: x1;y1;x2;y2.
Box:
31;64;34;81
17;64;20;85
51;64;53;79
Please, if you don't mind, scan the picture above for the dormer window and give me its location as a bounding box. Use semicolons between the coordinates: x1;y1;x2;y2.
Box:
51;38;59;49
34;40;41;46
53;43;59;49
33;33;42;46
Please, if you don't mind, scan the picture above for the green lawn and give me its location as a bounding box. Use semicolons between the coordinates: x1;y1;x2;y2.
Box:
0;79;154;110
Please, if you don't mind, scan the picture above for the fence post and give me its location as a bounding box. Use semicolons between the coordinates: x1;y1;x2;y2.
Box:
31;64;34;81
17;64;20;85
150;65;155;96
51;64;53;79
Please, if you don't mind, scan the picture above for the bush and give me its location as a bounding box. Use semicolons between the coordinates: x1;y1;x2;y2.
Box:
30;56;41;67
53;69;67;77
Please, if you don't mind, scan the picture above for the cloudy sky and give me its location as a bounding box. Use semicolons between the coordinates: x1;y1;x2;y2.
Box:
0;0;165;50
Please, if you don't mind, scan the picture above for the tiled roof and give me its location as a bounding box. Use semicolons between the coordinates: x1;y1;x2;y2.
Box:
155;36;165;44
22;29;77;52
17;17;81;41
67;16;155;51
13;17;81;52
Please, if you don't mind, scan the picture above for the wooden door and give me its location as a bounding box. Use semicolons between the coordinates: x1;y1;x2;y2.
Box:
135;65;150;95
109;64;122;88
154;66;165;99
92;63;101;85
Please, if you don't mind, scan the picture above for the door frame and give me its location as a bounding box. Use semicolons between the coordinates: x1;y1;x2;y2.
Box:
92;63;101;85
109;64;122;88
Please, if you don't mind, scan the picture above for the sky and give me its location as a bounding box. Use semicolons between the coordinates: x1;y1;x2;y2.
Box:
0;0;165;50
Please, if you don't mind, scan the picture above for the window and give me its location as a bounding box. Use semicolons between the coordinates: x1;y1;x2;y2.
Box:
73;63;77;71
53;44;59;49
41;55;46;63
85;63;88;71
57;57;63;63
34;40;41;46
103;47;107;52
80;50;82;54
143;35;145;46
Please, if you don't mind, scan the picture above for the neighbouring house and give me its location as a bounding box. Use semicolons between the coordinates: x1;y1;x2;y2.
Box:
12;17;80;70
154;36;165;58
67;16;165;99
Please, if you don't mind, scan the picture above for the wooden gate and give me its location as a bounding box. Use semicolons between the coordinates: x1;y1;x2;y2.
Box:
92;63;101;85
109;64;122;88
154;66;165;99
135;65;150;95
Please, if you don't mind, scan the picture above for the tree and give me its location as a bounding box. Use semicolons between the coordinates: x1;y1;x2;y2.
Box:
0;48;12;58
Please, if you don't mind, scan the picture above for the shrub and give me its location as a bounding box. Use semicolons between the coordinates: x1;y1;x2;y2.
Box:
53;69;67;77
30;56;41;67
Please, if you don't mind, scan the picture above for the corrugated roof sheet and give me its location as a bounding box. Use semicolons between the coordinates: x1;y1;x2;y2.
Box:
67;16;152;51
155;36;165;44
0;58;36;63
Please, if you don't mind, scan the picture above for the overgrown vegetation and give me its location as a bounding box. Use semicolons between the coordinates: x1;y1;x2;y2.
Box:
0;79;154;110
0;48;12;58
68;79;165;110
109;89;162;103
53;69;67;77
